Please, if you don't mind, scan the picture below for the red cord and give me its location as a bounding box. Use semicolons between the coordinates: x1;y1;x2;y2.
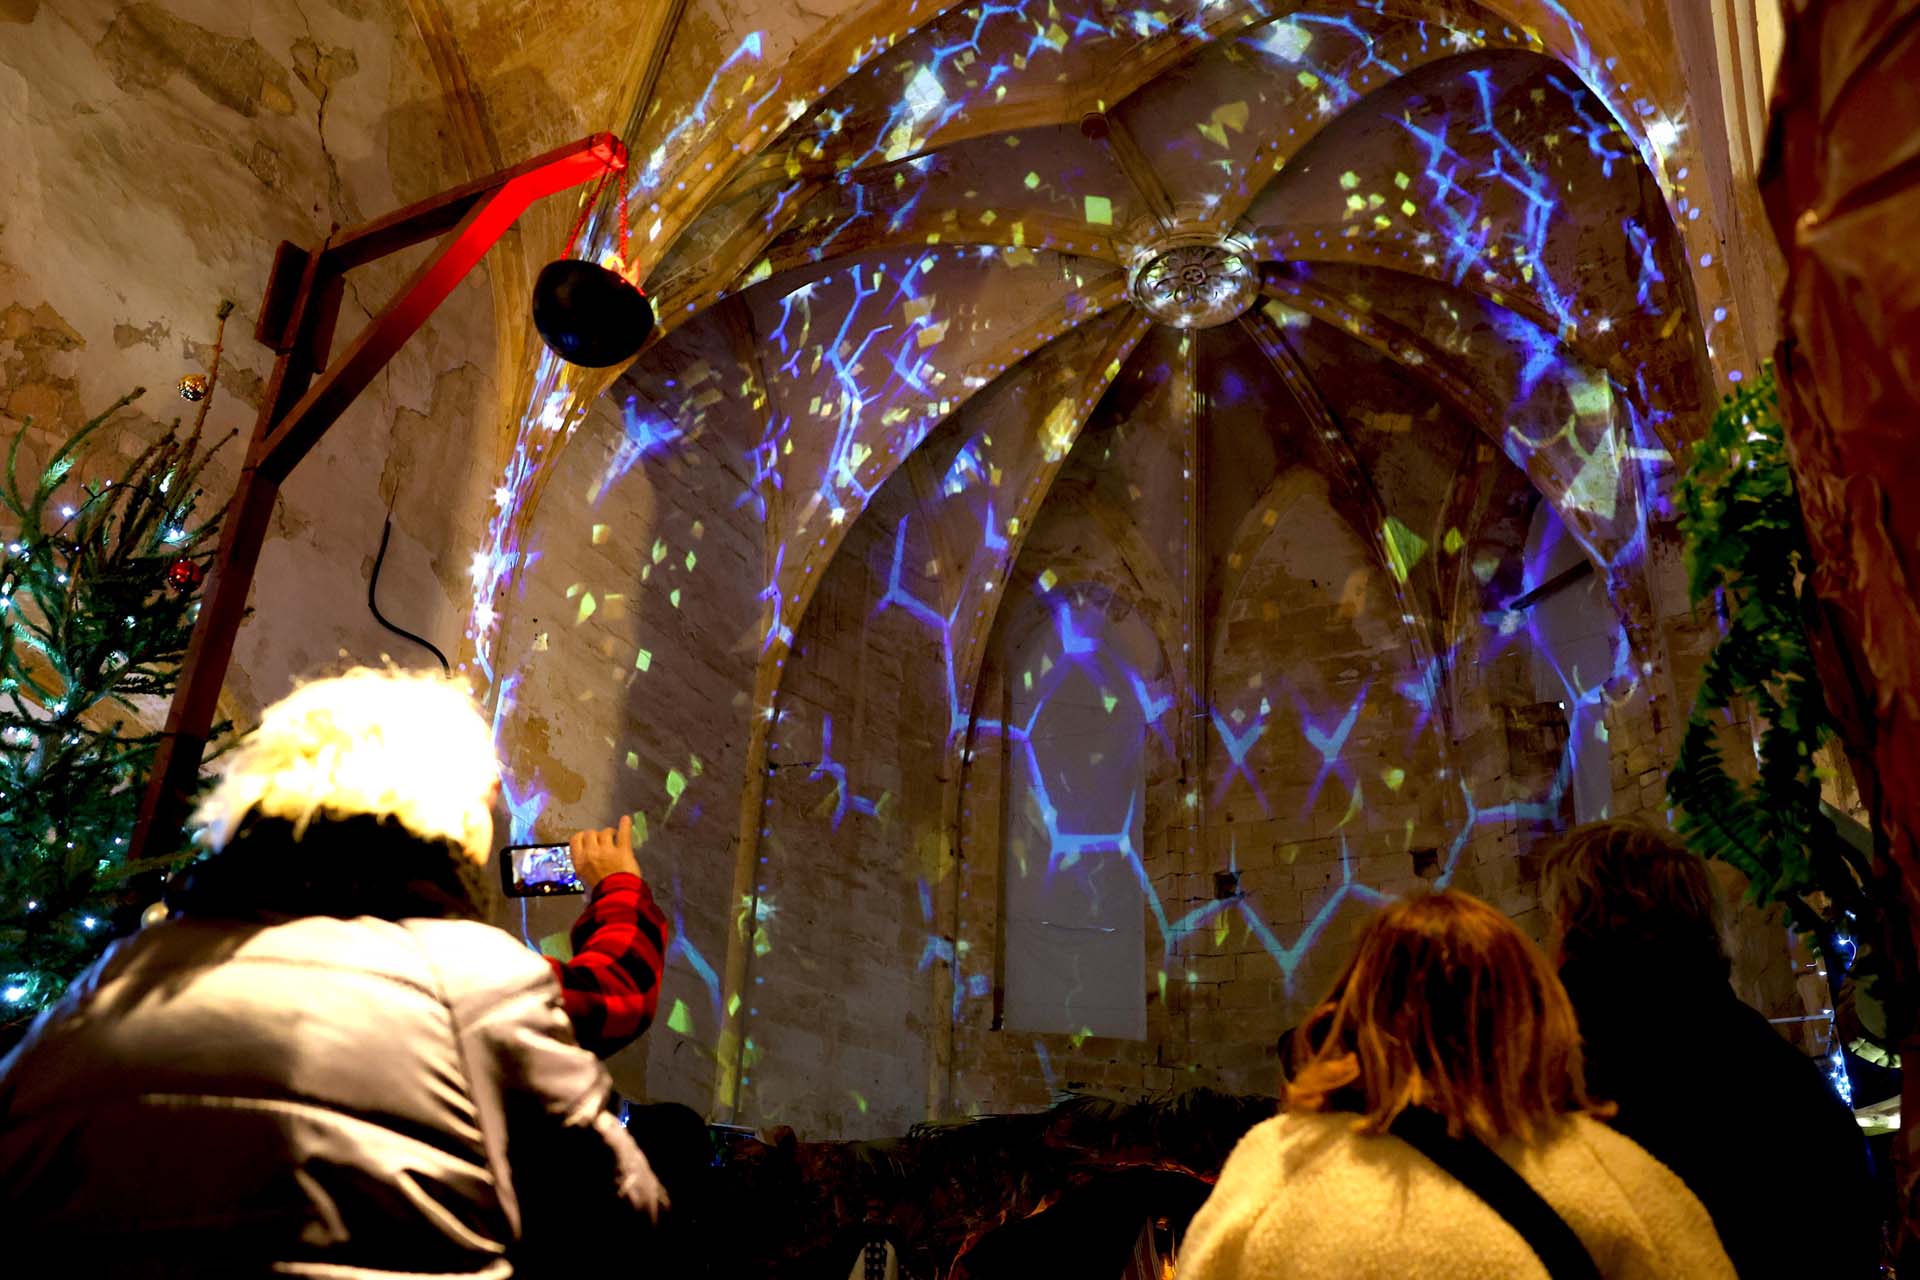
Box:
564;163;616;259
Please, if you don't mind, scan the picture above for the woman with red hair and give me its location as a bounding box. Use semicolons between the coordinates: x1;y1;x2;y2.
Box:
1178;890;1733;1278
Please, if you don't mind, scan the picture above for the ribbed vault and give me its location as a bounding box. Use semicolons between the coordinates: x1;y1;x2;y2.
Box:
489;0;1728;1133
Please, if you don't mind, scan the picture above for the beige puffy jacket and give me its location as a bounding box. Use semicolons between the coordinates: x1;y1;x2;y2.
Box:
1177;1112;1736;1280
0;905;664;1277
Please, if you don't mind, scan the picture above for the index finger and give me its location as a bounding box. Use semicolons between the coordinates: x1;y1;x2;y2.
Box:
616;813;633;848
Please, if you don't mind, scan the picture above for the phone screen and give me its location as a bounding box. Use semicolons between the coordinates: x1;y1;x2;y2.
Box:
500;843;586;897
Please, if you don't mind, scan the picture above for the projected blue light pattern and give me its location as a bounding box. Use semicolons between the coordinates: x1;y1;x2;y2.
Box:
593;396;686;503
951;572;1624;1003
668;879;726;1024
905;503;1641;1020
466;387;563;681
807;714;883;829
871;517;970;738
501;776;544;845
468;0;1749;670
737;257;1127;678
1299;685;1370;811
1262;258;1663;582
1209;709;1269;811
462;0;1754;1116
978;590;1414;998
738;412;791;525
1166;836;1393;989
1391;65;1608;338
1397;659;1446;740
633;34;771;200
766;256;948;512
471;0;1722;691
461;25;776;685
758;545;790;653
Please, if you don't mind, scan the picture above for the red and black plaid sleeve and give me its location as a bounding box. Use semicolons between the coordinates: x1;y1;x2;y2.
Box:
545;871;669;1059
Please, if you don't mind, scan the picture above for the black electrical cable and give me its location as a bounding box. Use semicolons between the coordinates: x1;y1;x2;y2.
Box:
368;513;450;674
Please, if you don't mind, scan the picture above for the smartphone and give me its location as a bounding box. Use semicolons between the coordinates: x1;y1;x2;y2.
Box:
499;842;586;897
708;1122;761;1164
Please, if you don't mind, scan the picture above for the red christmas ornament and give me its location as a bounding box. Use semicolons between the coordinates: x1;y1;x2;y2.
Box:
166;557;205;592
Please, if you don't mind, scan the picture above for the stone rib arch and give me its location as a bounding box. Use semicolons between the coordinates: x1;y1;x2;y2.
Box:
712;306;1148;1117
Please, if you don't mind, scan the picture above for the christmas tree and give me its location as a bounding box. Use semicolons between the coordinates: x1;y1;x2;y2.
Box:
0;308;233;1020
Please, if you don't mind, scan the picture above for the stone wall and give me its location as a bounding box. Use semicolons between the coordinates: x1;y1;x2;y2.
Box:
484;308;774;1109
741;473;949;1139
941;462;1494;1110
1;0;502;724
482;388;1807;1137
930;454;1803;1122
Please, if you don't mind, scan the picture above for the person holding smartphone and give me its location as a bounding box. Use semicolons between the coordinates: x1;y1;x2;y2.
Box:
0;668;663;1274
543;814;672;1059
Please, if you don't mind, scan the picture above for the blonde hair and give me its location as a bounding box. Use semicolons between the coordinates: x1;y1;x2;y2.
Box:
1285;890;1608;1146
1538;820;1730;976
193;667;500;862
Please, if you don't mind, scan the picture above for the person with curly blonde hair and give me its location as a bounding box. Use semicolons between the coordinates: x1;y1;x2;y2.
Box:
1179;890;1733;1279
0;668;663;1276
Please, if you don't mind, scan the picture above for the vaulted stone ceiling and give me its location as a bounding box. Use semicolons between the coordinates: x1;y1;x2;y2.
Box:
471;0;1746;688
469;0;1758;1128
490;0;1714;743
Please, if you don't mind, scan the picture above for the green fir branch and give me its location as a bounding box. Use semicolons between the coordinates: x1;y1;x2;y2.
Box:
0;376;232;1017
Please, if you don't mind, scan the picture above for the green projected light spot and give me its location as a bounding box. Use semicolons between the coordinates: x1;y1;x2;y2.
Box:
1382;516;1430;583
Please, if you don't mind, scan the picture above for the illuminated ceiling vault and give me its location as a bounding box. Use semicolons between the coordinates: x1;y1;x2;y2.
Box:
467;0;1746;1123
476;0;1718;708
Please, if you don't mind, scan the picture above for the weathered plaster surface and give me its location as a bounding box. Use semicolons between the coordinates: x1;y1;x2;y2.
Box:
0;0;502;725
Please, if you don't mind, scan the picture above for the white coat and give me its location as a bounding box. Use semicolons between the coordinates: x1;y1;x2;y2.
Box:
1177;1111;1736;1279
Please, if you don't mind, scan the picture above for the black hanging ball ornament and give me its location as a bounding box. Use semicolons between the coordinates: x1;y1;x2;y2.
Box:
531;259;654;368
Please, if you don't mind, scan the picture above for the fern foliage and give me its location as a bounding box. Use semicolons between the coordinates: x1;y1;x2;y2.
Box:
1666;365;1873;936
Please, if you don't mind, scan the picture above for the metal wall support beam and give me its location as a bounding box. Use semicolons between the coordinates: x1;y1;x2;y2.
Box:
129;133;627;864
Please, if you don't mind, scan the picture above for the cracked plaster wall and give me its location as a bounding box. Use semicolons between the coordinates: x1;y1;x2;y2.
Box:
0;0;502;724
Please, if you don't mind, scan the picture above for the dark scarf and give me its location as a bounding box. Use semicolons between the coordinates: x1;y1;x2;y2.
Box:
167;813;481;922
